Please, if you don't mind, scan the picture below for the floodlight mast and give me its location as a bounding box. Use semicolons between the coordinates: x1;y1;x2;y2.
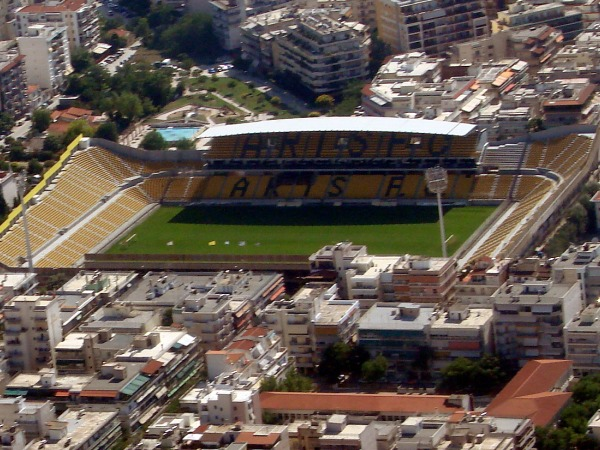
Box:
426;166;448;258
17;170;34;274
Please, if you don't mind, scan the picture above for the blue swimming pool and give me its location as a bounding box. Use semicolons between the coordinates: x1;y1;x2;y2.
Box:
155;127;200;142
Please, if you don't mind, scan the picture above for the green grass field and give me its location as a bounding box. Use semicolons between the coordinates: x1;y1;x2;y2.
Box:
106;205;495;257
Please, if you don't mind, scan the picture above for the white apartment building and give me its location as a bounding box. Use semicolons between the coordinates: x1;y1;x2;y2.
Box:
174;288;236;351
4;295;63;373
492;280;582;366
564;304;600;376
375;0;489;55
272;12;371;93
14;0;100;51
42;409;122;450
17;25;71;92
264;283;359;371
429;305;494;372
552;242;600;304
197;385;262;424
0;397;57;441
493;2;583;41
205;326;291;383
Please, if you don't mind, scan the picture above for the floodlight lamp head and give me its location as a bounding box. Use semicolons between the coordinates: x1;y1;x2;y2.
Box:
425;166;448;194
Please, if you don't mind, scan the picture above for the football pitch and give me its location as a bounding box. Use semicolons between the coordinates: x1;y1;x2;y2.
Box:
106;205;495;257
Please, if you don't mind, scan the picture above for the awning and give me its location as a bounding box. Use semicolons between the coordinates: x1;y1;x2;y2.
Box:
4;389;27;396
120;374;150;396
54;391;70;397
80;390;119;398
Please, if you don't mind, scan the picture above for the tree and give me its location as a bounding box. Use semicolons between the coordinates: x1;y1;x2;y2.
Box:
161;308;173;326
113;92;144;125
154;13;220;59
0;194;8;221
438;354;514;395
315;94;334;109
63;119;94;146
361;355;388;382
260;370;313;392
318;342;369;383
32;109;52;133
141;131;167;150
27;159;43;175
43;134;64;153
70;48;93;73
107;32;127;49
270;96;281;106
134;17;151;42
0;112;15;135
174;138;194;150
120;0;150;16
527;117;545;132
94;122;119;142
369;32;392;75
174;81;185;98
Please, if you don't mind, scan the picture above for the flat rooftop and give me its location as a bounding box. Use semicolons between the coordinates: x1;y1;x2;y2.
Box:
358;303;435;331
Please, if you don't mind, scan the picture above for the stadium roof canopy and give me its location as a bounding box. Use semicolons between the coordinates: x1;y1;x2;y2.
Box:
200;117;476;138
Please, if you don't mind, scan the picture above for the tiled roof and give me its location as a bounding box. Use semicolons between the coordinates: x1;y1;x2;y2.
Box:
241;326;269;338
486;392;572;427
487;360;572;409
260;392;464;414
486;359;573;426
19;0;87;13
141;359;163;375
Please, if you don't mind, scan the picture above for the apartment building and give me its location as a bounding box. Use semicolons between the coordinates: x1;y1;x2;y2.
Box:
3;295;63;373
241;7;298;72
210;0;245;51
493;1;583;41
0;0;21;39
358;303;437;379
0;272;36;308
450;25;563;70
205;326;291;383
264;283;359;371
272;11;371;93
41;409;122;450
564;305;600;376
17;25;71;92
429;304;494;372
117;271;285;350
393;256;457;305
209;0;292;50
375;0;489;55
455;257;509;305
0;45;28;118
0;397;56;441
552;242;600;304
492;280;582;366
196;385;262;424
14;0;100;51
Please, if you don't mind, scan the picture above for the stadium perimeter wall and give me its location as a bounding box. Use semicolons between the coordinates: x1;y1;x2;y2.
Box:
83;253;310;271
90;138;205;163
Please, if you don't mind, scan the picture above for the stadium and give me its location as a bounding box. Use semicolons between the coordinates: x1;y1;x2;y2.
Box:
0;116;597;272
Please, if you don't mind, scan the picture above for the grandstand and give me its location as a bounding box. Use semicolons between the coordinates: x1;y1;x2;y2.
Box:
0;117;596;270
